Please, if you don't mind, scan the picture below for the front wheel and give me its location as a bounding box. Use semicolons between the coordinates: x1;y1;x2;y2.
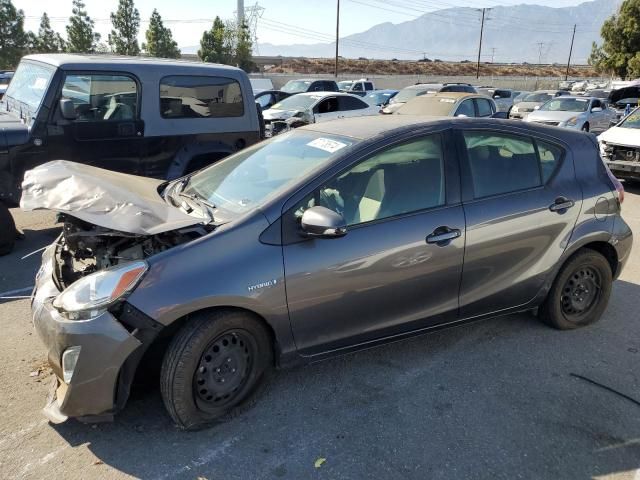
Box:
581;122;590;132
539;249;612;330
0;202;16;256
160;310;273;430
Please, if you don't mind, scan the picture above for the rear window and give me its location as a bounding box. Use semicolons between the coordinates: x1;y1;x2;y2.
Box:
160;75;244;119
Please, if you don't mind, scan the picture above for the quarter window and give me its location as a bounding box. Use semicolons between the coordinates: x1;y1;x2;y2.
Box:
61;74;137;121
537;140;562;183
160;75;244;118
295;135;445;226
463;131;541;198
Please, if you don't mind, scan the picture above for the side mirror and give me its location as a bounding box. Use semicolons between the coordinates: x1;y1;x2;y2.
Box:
300;206;347;238
591;107;603;112
491;111;508;119
455;113;468;118
59;99;77;120
534;105;540;110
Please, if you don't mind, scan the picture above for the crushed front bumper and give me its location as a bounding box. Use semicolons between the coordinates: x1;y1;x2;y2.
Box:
606;159;640;181
31;246;143;422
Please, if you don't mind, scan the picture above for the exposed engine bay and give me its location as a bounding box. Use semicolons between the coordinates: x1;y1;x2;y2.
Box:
54;214;208;289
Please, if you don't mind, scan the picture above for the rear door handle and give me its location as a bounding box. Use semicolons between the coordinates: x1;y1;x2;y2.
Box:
549;197;575;212
426;227;461;245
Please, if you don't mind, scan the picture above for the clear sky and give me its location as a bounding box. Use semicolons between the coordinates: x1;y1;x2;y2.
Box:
14;0;588;49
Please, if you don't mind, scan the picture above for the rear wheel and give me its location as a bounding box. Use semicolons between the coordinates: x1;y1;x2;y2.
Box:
540;249;612;329
0;202;16;256
160;310;273;430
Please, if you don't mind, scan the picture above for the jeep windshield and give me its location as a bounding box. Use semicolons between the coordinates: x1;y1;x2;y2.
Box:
619;109;640;129
2;61;54;117
179;130;357;218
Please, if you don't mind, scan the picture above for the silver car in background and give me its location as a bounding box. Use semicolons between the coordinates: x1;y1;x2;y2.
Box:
525;96;616;133
509;90;569;120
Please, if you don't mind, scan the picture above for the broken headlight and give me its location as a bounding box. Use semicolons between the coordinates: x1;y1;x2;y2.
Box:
53;261;148;320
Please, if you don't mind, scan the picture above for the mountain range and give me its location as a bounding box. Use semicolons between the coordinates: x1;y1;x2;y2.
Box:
252;0;622;63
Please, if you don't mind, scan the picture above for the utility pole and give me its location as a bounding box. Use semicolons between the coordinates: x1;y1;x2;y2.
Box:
237;0;245;26
565;24;576;81
335;0;340;78
490;48;497;64
535;42;545;90
476;8;489;79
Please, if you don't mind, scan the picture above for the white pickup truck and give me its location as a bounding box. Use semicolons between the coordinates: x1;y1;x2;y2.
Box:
338;78;376;97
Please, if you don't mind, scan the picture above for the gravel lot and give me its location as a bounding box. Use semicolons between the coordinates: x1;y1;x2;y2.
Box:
1;186;639;480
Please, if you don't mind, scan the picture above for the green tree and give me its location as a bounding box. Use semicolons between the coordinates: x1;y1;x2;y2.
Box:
235;22;255;72
66;0;101;53
143;9;180;58
0;0;28;69
198;16;233;64
108;0;140;56
34;13;65;53
589;0;640;79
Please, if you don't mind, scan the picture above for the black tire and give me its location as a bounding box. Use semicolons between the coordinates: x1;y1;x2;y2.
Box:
160;310;273;430
540;249;613;330
581;122;590;132
0;202;16;256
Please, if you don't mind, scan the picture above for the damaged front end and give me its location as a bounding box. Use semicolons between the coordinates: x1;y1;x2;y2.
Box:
23;160;214;422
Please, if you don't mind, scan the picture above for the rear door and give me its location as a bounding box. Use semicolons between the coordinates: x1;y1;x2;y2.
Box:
46;72;143;174
457;128;581;318
337;95;374;118
282;131;465;355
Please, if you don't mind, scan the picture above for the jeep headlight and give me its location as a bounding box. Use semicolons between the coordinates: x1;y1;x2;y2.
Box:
53;261;147;319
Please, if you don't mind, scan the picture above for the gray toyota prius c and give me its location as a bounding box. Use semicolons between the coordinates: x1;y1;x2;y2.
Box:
24;116;632;429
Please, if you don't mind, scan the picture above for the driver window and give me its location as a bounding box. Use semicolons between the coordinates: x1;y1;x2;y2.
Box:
294;135;445;227
455;99;475;117
316;98;338;114
61;74;137;121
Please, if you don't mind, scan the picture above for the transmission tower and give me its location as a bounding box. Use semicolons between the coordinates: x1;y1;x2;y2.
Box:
234;2;265;55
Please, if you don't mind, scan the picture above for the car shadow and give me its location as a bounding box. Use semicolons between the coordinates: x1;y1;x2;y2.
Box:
49;279;640;479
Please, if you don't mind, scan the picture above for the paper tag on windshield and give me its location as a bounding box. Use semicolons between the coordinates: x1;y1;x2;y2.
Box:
307;138;348;153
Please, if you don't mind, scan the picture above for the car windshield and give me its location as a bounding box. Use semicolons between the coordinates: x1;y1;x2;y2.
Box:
523;92;554;103
338;81;353;89
281;80;312;93
392;87;434;103
620;109;640;129
396;96;456;116
271;95;321;111
365;91;392;104
3;61;54;112
615;97;639;107
540;97;590;112
183;131;358;216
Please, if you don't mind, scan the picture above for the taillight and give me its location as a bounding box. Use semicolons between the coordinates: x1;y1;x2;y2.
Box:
604;161;624;205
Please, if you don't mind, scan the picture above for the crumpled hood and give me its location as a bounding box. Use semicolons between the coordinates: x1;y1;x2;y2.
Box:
609;86;640;104
526;110;583;123
598;126;640;148
20;160;205;235
263;108;300;121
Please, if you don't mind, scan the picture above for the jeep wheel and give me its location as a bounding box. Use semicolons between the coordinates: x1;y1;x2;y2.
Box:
0;202;16;256
540;249;612;330
160;310;273;430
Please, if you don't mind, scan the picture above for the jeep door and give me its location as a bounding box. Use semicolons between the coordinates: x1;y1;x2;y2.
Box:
282;131;465;355
46;72;143;174
456;128;581;318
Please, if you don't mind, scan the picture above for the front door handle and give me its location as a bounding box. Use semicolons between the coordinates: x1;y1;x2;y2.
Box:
426;227;461;245
549;197;575;212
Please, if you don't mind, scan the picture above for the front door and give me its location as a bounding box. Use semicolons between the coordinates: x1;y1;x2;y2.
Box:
46;72;143;174
313;97;341;123
457;128;581;318
282;133;465;355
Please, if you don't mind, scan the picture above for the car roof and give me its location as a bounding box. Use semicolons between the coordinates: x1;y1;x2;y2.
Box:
428;92;483;99
297;115;587;142
294;92;366;98
405;83;443;90
22;53;242;74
